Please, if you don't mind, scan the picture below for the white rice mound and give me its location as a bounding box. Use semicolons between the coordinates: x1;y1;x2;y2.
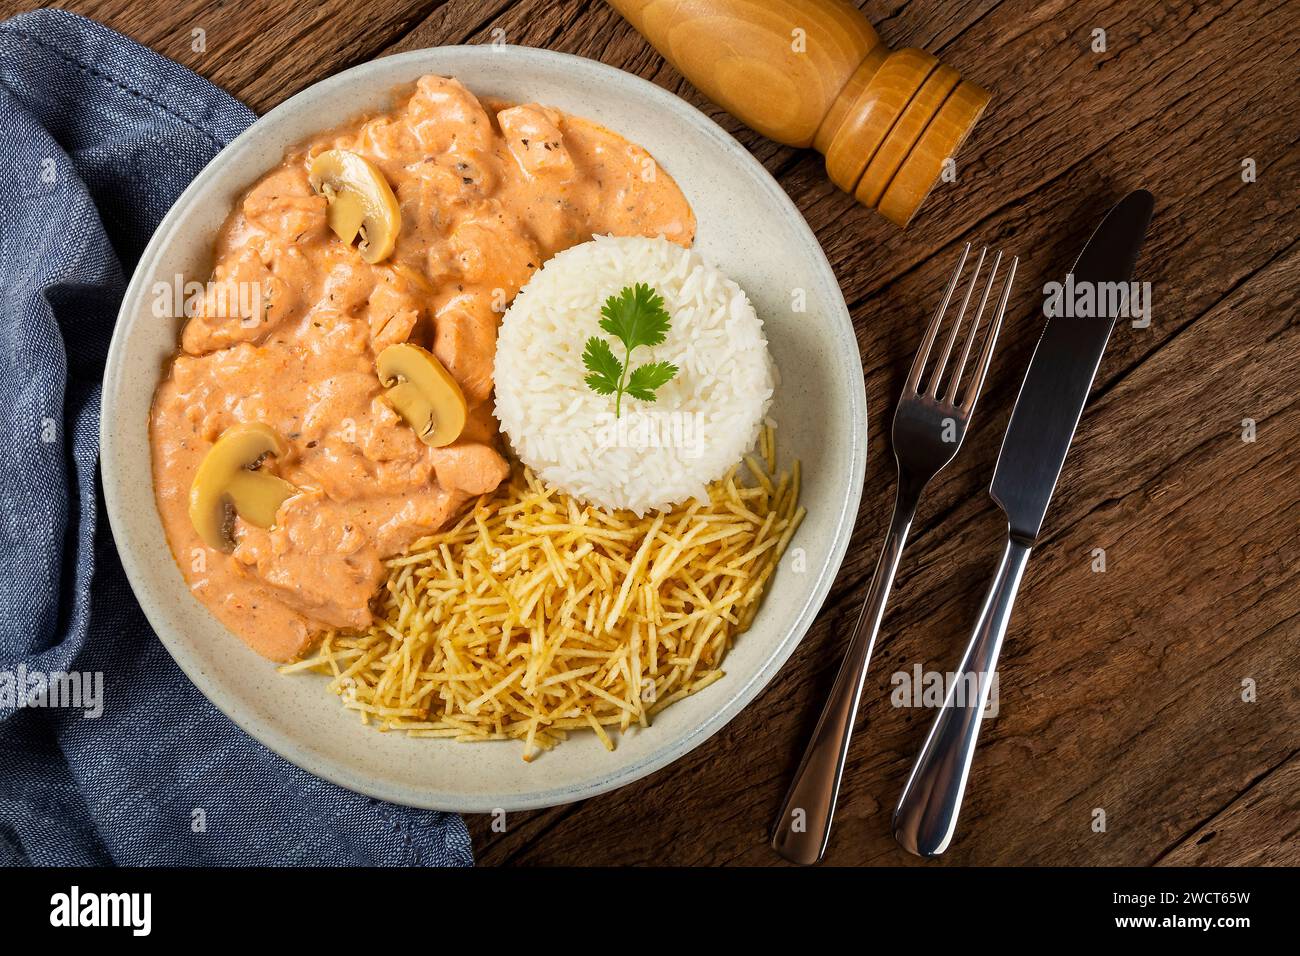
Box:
494;235;776;514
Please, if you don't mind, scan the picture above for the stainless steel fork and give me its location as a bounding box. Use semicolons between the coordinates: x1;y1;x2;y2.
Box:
770;243;1018;865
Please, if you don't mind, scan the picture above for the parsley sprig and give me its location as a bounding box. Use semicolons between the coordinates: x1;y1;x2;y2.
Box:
582;283;678;417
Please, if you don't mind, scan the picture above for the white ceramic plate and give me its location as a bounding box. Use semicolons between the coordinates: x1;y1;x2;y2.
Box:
102;45;866;812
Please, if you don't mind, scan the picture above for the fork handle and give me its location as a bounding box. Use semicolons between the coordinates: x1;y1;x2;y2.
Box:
770;493;917;864
892;534;1032;856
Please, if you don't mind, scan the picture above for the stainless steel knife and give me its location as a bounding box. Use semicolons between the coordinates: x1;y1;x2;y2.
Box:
892;190;1155;857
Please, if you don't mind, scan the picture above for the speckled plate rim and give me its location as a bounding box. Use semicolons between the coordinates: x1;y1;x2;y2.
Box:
102;45;867;813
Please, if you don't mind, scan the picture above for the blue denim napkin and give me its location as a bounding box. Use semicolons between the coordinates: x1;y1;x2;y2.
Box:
0;9;472;867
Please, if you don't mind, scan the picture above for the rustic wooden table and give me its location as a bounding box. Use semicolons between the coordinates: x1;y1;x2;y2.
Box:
9;0;1295;866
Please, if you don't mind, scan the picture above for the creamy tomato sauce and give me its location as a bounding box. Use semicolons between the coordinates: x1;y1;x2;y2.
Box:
150;76;695;661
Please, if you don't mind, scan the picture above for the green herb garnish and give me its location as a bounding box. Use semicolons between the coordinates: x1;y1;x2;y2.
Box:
582;283;678;417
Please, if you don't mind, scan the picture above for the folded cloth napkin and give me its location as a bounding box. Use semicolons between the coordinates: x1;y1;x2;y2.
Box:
0;9;472;867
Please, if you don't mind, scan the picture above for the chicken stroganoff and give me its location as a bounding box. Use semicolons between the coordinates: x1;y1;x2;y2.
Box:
150;76;694;661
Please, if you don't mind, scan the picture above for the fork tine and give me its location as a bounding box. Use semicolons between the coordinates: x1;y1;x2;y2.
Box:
905;242;970;393
928;246;986;397
959;255;1018;415
944;249;1002;405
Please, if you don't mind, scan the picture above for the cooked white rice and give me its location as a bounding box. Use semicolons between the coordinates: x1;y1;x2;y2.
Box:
494;235;776;513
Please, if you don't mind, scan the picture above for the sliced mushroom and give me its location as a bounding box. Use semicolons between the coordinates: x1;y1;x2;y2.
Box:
308;149;401;264
376;343;467;448
189;422;297;551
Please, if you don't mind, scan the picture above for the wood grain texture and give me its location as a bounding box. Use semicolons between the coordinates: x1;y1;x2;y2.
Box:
4;0;1294;865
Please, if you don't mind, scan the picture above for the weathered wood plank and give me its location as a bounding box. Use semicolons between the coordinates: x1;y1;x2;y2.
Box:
3;0;1293;866
1156;751;1300;866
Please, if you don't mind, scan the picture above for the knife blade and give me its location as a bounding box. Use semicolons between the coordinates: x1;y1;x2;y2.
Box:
991;189;1154;540
893;190;1154;856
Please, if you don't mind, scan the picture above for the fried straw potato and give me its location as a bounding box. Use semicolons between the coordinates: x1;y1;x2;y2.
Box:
282;425;803;761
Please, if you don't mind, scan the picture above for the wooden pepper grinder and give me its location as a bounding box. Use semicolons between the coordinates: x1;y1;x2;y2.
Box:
606;0;990;226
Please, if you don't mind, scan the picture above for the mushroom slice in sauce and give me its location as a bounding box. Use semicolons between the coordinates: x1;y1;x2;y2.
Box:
376;343;468;448
189;422;298;551
308;149;402;263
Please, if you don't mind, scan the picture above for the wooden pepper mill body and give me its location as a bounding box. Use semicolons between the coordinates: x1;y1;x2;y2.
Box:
607;0;989;226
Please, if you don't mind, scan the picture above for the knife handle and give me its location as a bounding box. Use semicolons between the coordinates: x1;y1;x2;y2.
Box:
893;535;1032;856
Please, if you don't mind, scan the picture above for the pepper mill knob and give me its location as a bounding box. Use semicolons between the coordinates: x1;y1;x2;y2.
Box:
607;0;989;226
